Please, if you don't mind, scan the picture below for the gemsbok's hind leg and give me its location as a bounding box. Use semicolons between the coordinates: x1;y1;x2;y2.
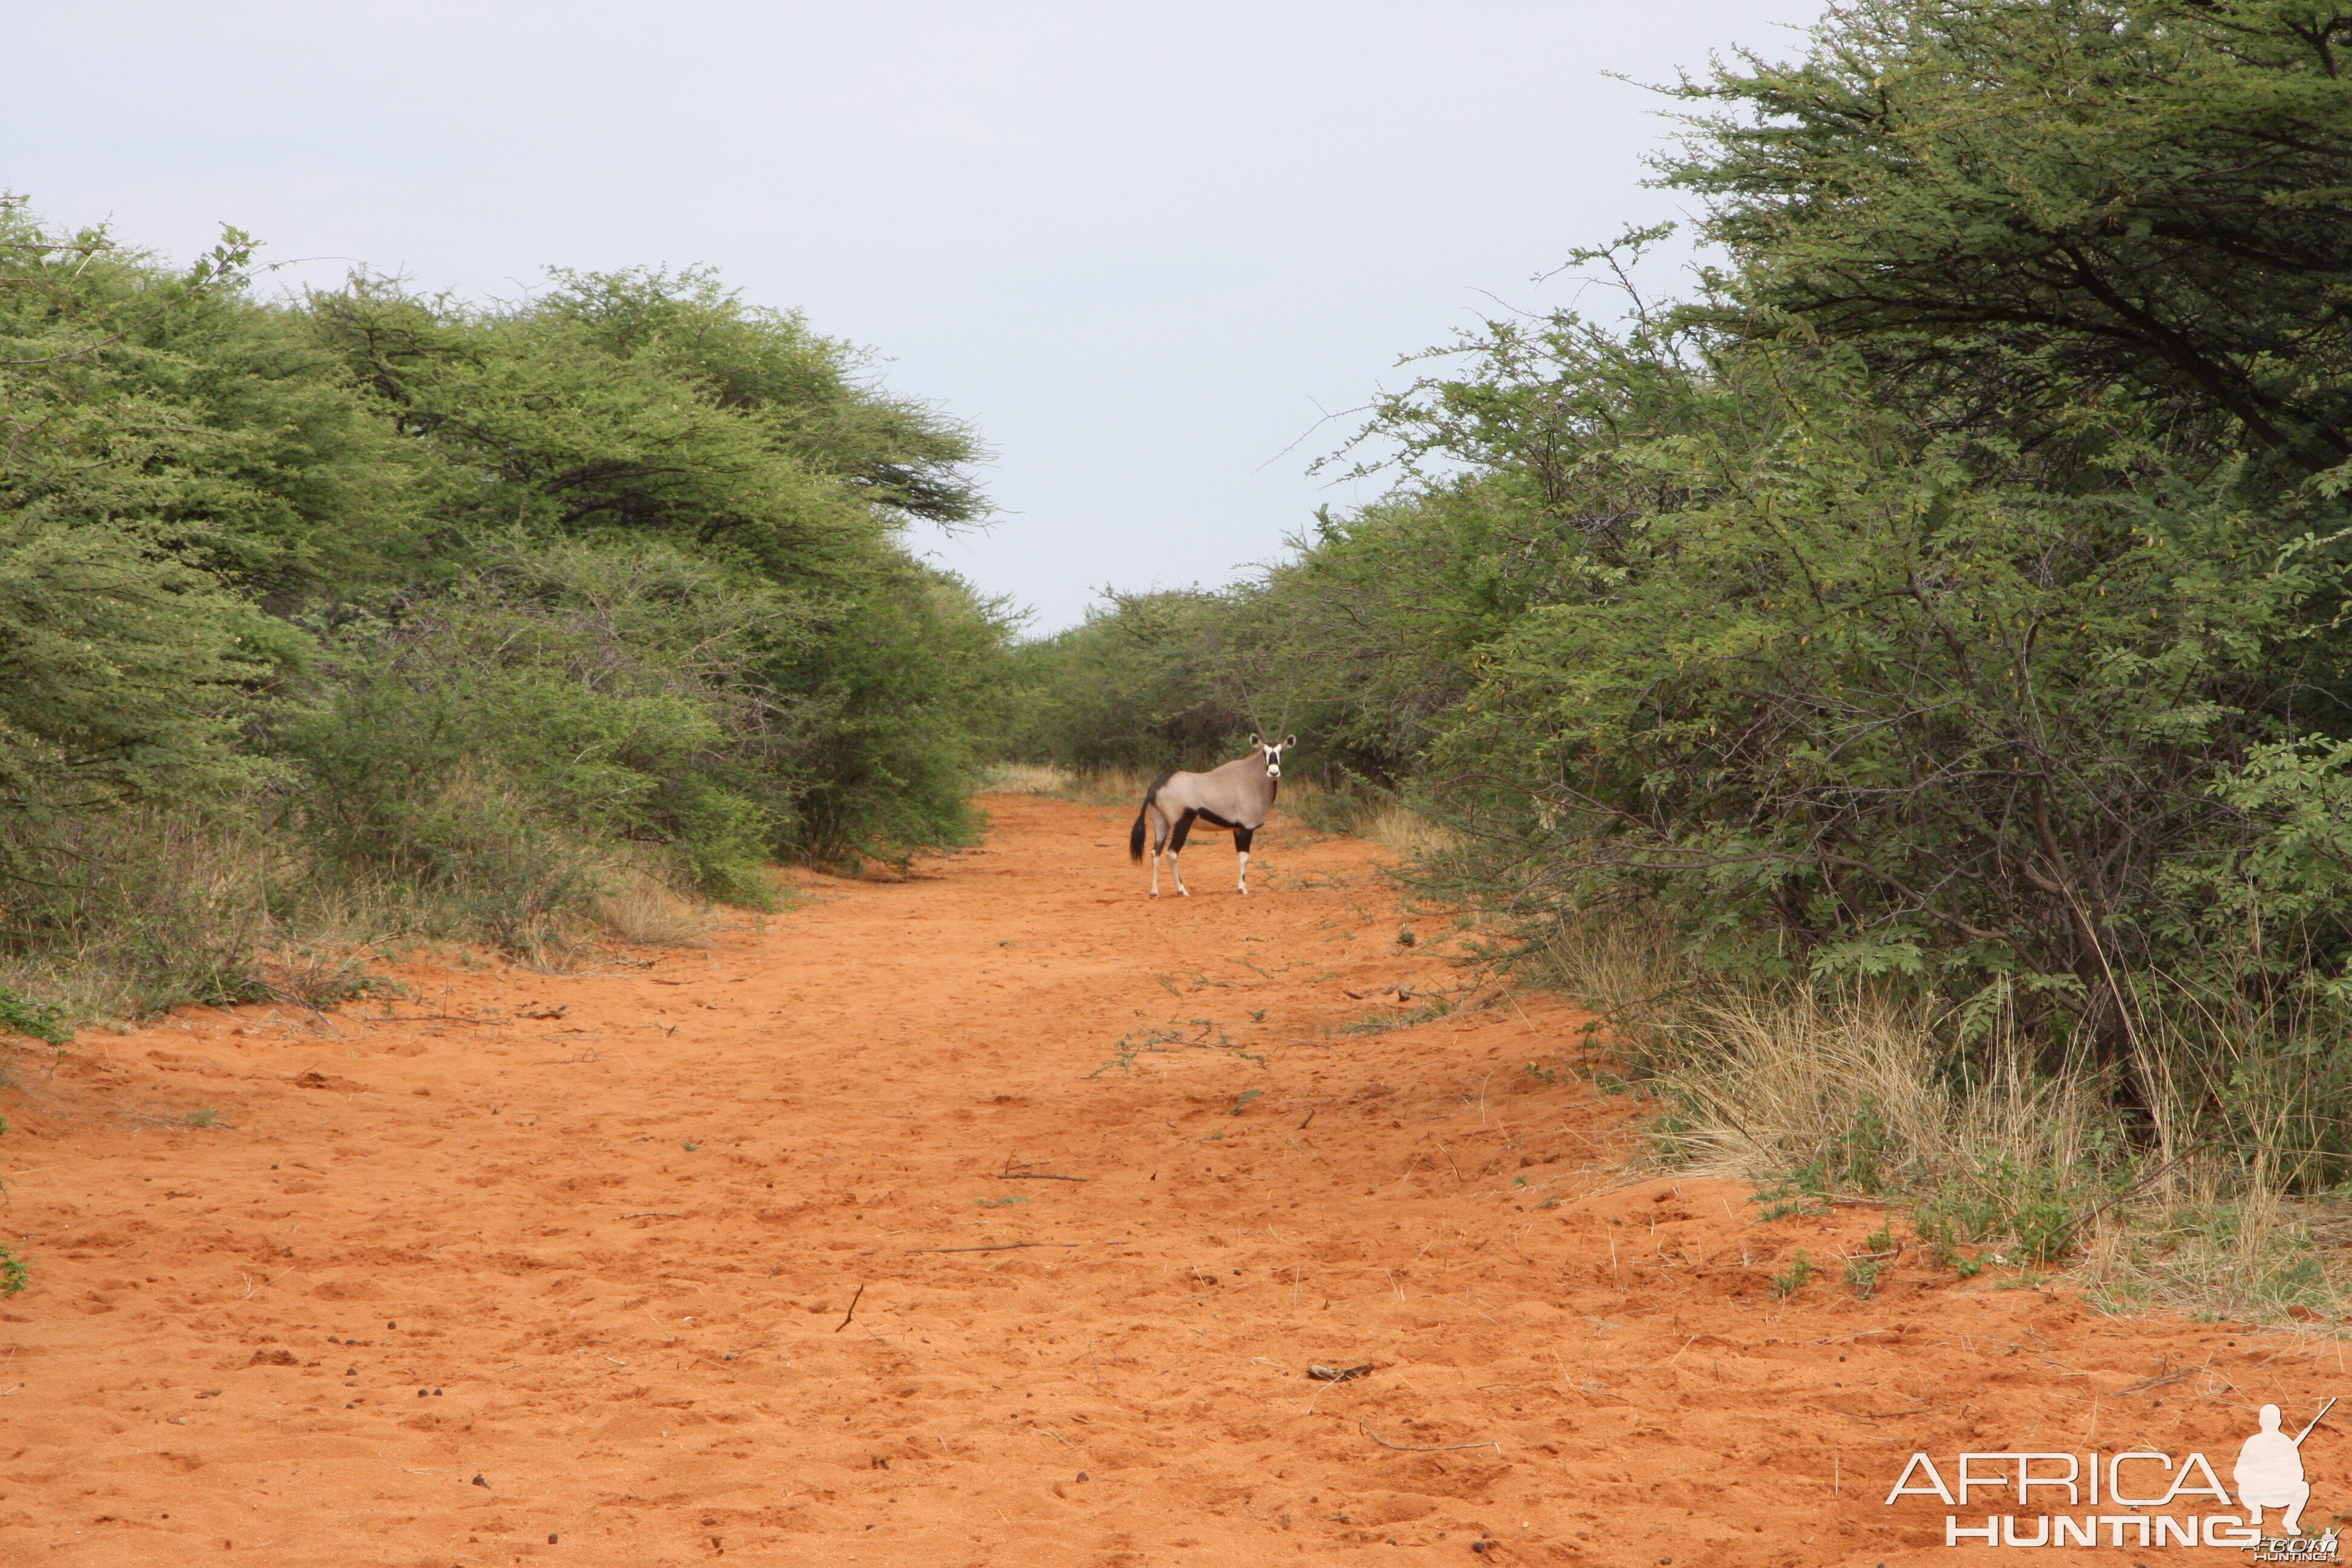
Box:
1235;826;1255;894
1149;814;1167;897
1168;810;1195;897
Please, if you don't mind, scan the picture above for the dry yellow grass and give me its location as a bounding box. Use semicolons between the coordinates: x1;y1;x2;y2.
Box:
592;865;717;948
1530;901;2348;1320
975;762;1077;795
974;764;1151;808
1348;800;1459;858
1641;987;2097;1192
1072;767;1151;806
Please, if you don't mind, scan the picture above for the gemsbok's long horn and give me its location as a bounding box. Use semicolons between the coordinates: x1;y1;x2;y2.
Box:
1240;684;1270;742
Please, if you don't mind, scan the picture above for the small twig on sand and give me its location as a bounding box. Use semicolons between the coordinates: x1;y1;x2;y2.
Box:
359;1014;497;1026
835;1282;865;1333
253;982;348;1037
997;1163;1088;1181
2115;1366;2194;1397
904;1242;1083;1254
619;1211;682;1220
1359;1419;1499;1455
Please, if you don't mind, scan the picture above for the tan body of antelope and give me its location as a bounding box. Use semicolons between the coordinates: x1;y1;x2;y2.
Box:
1128;734;1295;895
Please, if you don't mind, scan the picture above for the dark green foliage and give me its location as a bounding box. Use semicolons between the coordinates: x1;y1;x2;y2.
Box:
1754;1099;1901;1210
1913;1152;2096;1267
1667;0;2352;479
1;199;422;595
778;559;1010;865
1412;320;2345;1067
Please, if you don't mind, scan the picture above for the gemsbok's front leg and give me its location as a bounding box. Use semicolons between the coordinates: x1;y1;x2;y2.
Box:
1235;826;1256;894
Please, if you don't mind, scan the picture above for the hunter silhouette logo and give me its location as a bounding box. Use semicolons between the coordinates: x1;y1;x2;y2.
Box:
1884;1399;2339;1556
2239;1400;2332;1537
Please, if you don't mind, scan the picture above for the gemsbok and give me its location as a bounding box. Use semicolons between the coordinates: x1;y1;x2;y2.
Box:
1128;731;1296;896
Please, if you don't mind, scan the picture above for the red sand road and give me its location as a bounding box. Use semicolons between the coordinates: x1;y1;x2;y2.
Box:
0;794;2344;1566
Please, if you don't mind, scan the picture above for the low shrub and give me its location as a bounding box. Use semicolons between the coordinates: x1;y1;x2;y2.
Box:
0;807;272;1021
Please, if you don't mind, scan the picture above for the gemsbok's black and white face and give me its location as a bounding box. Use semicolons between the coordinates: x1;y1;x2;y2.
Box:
1252;733;1297;780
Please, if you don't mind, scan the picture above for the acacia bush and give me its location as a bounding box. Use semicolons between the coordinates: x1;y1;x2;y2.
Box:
1000;590;1251;774
1;202;1011;1027
304;266;1008;868
280;537;791;904
1400;0;2352;1116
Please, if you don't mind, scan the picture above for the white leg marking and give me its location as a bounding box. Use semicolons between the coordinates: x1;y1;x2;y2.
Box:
1237;849;1249;894
1171;851;1187;896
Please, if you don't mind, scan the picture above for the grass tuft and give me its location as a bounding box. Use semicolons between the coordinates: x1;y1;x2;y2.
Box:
1536;901;2352;1325
591;861;719;949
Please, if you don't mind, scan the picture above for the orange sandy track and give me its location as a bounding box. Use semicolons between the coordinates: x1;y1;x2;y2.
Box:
1;794;2343;1566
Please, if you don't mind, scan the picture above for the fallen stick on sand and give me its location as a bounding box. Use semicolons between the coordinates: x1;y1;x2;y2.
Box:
835;1282;864;1333
904;1242;1085;1254
2116;1366;2194;1396
1358;1419;1499;1455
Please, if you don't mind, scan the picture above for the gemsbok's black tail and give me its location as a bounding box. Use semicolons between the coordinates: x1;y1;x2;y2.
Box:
1130;770;1174;860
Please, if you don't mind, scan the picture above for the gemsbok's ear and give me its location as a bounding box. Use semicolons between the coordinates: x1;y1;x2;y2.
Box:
1249;733;1263;747
1282;734;1298;749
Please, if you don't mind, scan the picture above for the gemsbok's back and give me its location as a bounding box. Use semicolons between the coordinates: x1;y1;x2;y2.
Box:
1128;733;1295;896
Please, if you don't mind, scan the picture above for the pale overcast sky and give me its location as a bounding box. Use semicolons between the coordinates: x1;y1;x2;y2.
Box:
5;2;1822;632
